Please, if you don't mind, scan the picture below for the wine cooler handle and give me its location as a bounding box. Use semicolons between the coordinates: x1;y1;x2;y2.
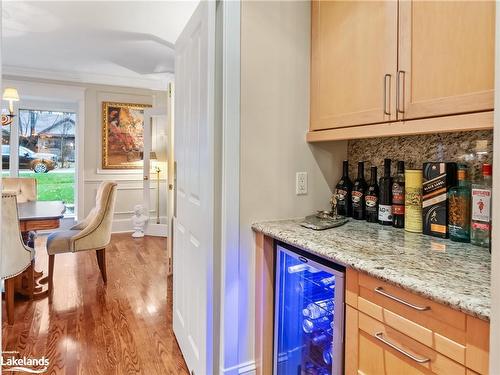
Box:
396;70;406;114
375;332;430;363
383;74;391;116
374;287;430;311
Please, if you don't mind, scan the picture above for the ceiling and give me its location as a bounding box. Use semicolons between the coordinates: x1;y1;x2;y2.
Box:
2;1;199;90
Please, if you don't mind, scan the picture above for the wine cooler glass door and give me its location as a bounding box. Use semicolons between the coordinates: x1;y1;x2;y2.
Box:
273;245;345;375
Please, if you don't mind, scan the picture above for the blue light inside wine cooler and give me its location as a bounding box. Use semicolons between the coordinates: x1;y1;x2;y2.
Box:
275;249;337;375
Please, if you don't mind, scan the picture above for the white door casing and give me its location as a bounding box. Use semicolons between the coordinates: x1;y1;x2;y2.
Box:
173;2;216;375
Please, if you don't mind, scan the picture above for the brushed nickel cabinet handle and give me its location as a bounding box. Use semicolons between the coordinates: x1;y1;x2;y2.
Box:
396;70;406;114
383;74;392;115
375;332;431;364
374;287;430;311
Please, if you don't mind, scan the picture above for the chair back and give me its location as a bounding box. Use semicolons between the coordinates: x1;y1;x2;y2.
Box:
2;178;37;203
73;181;118;251
1;194;33;279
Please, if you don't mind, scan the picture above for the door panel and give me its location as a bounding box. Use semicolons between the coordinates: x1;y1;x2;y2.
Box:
310;0;398;130
398;0;495;120
173;2;215;374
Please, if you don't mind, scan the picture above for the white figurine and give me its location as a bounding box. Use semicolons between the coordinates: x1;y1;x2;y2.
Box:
131;204;148;238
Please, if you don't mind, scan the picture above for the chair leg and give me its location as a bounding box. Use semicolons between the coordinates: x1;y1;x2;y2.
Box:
27;261;35;300
5;278;15;325
48;254;55;297
96;249;107;283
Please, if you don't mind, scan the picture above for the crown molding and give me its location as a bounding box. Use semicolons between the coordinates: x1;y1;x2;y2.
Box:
3;65;172;91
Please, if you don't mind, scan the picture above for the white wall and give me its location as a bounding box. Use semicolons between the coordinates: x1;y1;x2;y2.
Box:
239;0;347;369
3;76;168;232
81;84;168;232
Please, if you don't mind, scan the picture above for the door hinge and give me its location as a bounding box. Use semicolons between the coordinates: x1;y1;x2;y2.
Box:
168;83;173;98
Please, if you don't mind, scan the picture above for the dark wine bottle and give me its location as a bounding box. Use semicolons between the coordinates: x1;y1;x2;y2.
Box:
352;161;367;220
392;161;405;228
366;166;379;223
378;158;393;225
335;160;353;217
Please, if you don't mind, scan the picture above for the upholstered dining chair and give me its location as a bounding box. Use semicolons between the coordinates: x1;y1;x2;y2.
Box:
2;177;37;203
1;193;35;324
46;181;117;294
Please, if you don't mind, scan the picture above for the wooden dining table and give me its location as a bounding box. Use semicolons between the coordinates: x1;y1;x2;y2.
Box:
16;200;66;299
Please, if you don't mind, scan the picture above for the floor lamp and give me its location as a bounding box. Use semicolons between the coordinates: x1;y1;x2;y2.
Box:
150;152;161;224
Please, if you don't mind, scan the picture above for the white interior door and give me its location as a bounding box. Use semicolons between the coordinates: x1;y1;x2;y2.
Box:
173;2;215;374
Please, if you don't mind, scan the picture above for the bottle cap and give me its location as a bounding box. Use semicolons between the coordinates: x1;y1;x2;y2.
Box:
483;163;492;176
457;164;468;181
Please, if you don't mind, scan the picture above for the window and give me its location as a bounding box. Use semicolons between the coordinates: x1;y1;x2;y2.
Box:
17;109;77;216
2;124;11;174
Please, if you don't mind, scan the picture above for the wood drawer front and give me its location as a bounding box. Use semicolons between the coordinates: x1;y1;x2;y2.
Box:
358;272;466;334
358;312;466;375
358;296;465;365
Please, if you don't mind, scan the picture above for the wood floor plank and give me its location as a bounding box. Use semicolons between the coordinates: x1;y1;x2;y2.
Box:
2;234;188;375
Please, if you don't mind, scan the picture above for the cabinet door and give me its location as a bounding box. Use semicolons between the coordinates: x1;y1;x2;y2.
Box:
398;1;495;120
310;0;398;131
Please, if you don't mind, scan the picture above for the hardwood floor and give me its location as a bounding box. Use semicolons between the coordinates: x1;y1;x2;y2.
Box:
2;234;189;375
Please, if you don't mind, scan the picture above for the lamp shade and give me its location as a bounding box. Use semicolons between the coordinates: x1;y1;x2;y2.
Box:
2;88;19;102
149;151;158;160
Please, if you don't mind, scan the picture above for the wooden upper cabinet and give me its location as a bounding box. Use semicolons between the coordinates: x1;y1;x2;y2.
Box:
310;0;398;131
397;0;495;120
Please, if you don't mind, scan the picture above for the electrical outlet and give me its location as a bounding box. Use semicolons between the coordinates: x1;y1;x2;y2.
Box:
296;172;308;195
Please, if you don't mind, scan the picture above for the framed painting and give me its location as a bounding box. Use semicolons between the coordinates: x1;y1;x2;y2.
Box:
101;101;152;169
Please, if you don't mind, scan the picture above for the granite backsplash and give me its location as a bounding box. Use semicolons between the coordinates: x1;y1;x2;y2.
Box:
347;130;493;181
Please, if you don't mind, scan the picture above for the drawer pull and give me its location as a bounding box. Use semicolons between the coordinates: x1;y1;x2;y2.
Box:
375;332;431;364
374;287;430;311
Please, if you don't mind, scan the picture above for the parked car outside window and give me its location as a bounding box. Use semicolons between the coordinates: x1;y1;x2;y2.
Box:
2;145;57;173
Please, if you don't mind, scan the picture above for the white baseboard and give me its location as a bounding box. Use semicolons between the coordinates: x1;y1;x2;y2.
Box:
220;361;256;375
111;218;168;236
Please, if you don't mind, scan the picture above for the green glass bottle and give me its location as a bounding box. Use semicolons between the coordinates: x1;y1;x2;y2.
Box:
448;164;471;243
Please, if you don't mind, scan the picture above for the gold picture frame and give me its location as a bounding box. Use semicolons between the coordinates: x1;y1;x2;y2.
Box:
101;101;152;169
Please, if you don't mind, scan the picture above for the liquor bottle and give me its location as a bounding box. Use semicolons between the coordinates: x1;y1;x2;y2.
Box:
405;169;423;233
378;158;393;225
311;329;333;345
448;164;471;243
335;160;353;217
319;275;335;288
471;164;492;248
302;299;334;319
287;264;321;274
365;166;379;223
392;161;405;228
352;161;367;220
302;316;331;333
322;344;333;365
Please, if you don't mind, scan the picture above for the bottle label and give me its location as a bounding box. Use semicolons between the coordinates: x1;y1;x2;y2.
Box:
352;191;363;204
378;205;392;222
471;188;491;222
392;183;405;205
336;189;347;200
365;195;377;208
392;205;405;215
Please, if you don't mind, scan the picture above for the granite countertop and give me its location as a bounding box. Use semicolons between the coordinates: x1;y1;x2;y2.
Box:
252;219;491;321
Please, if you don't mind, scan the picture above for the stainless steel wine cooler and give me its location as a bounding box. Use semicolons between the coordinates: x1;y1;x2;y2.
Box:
273;243;345;375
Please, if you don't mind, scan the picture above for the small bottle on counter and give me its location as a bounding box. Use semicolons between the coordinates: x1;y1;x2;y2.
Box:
392;161;405;228
352;161;367;220
404;169;423;233
378;158;393;225
471;163;492;249
448;164;471;243
365;166;379;223
335;160;353;217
